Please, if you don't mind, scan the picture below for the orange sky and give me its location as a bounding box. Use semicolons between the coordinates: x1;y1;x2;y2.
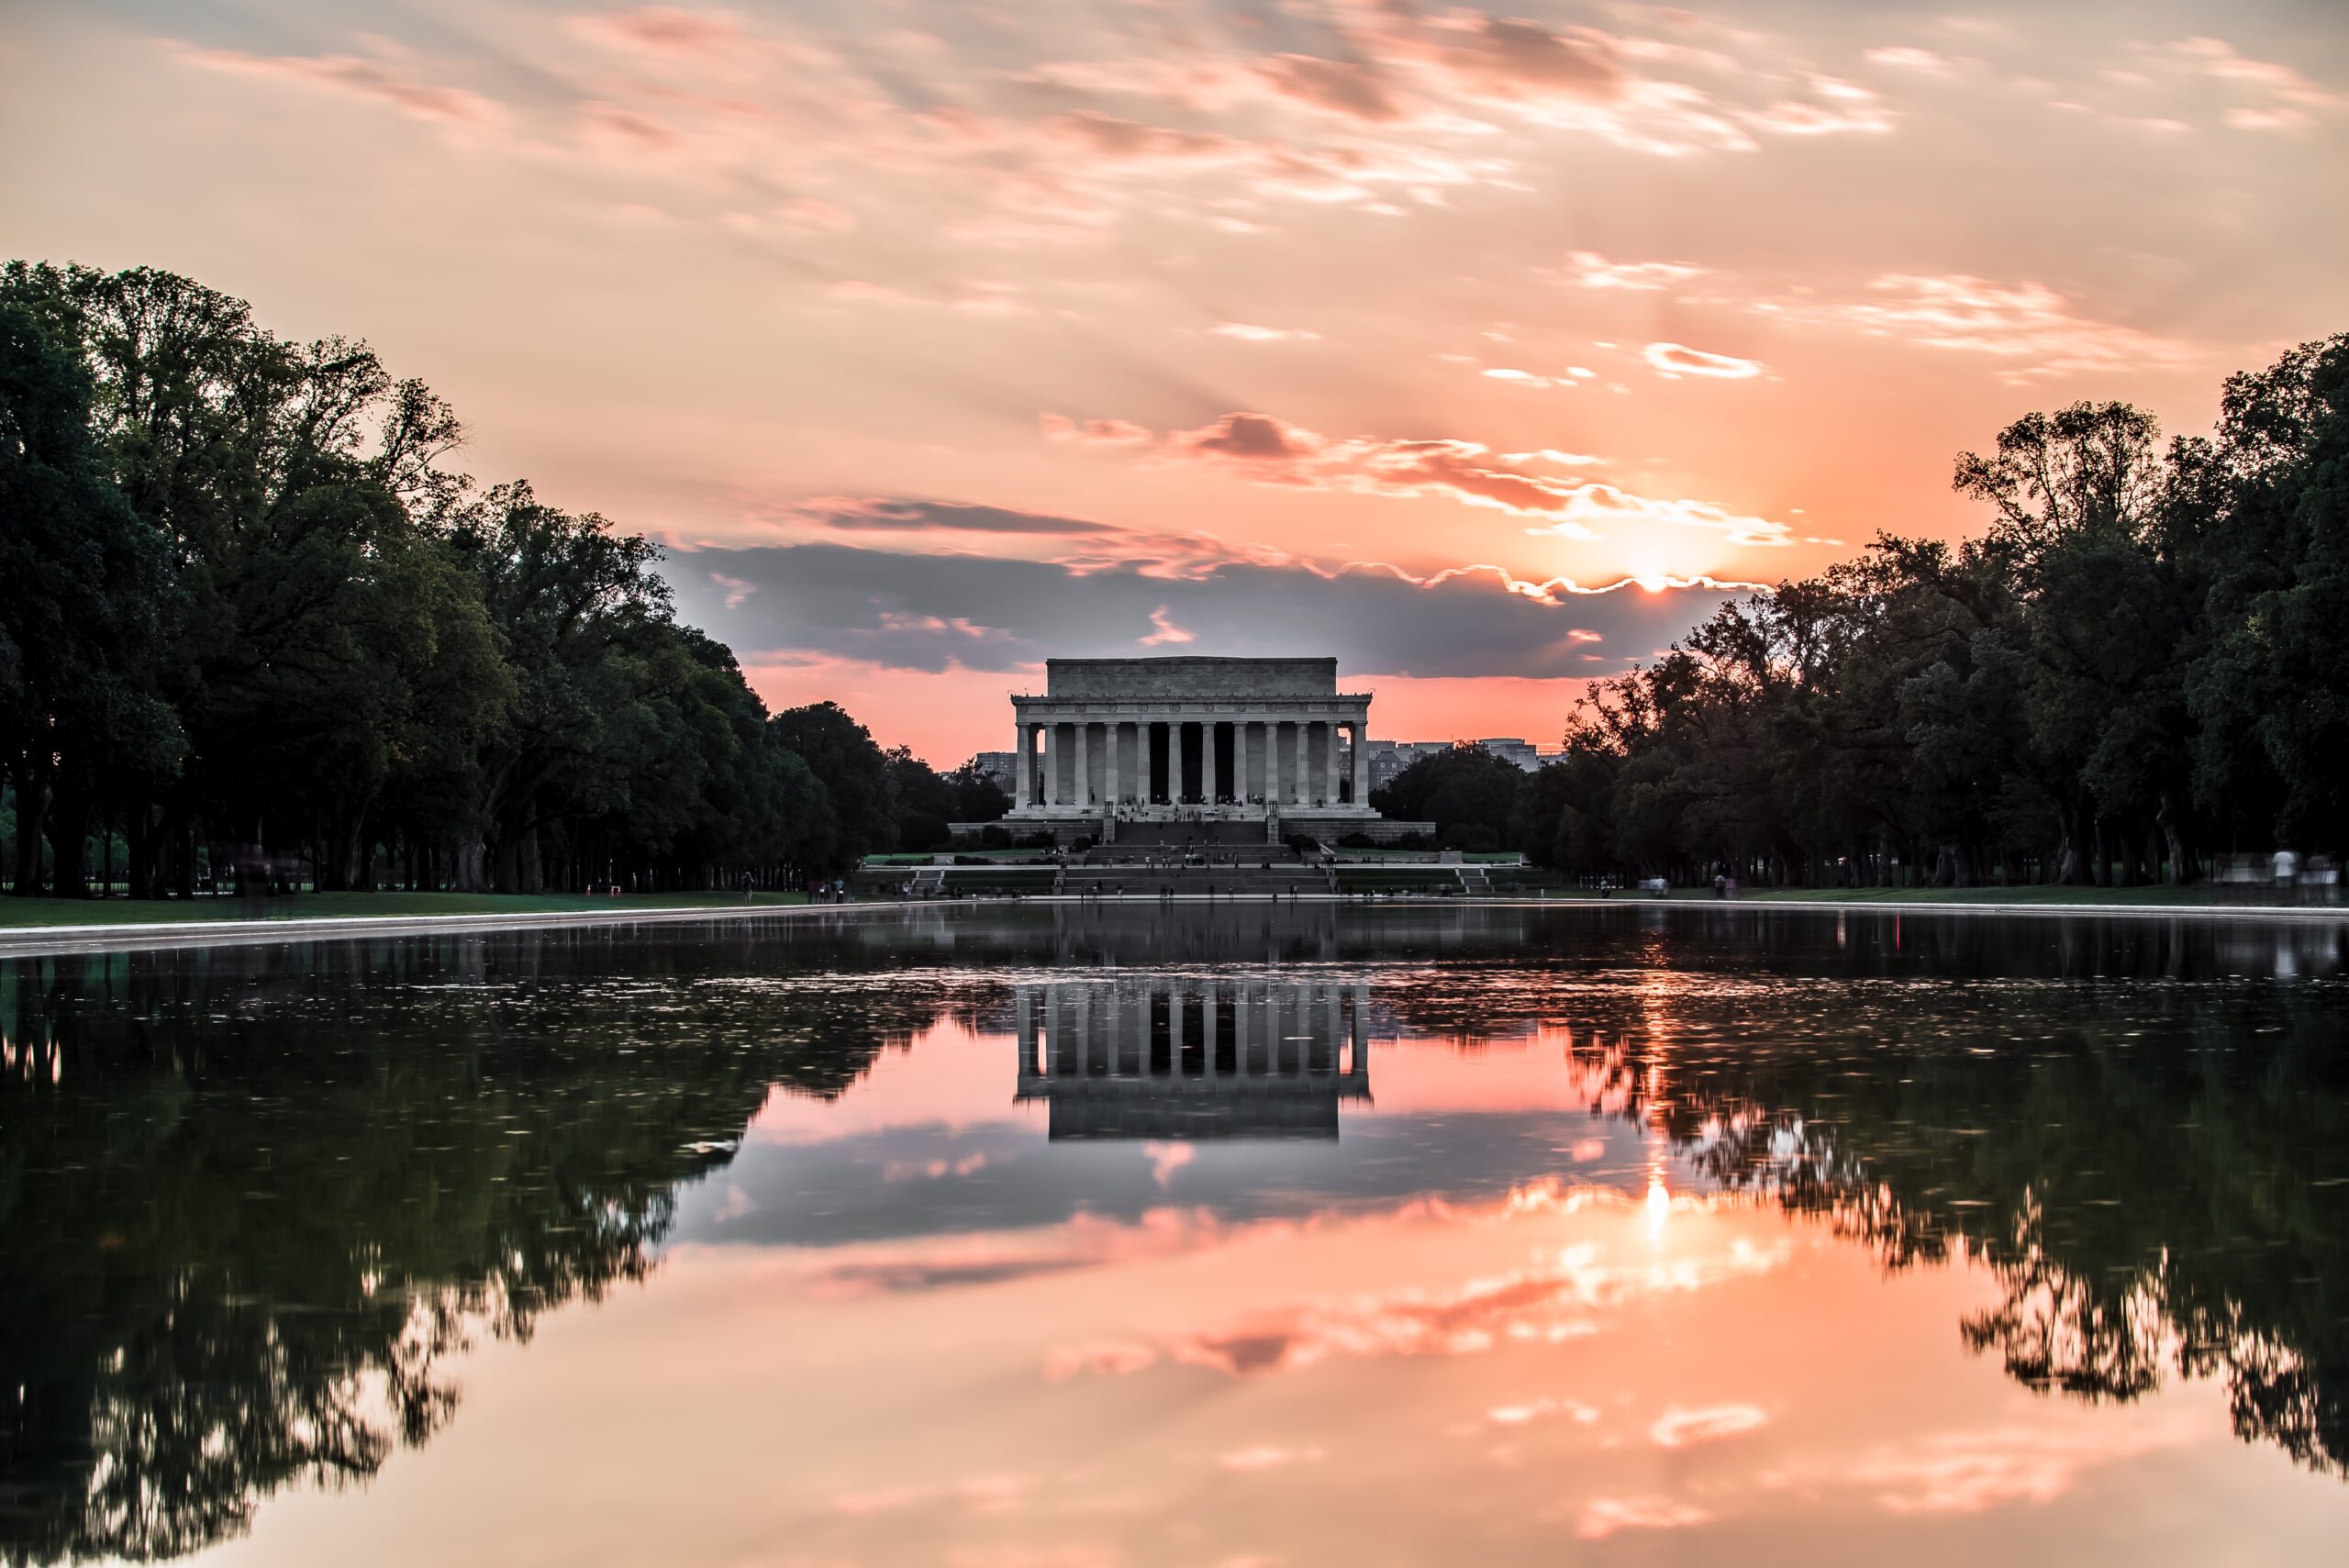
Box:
6;2;2346;762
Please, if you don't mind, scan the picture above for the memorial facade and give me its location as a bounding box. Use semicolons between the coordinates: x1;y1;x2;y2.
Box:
1013;975;1373;1140
987;656;1426;844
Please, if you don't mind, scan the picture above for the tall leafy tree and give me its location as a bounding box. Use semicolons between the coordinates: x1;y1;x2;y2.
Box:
770;702;896;866
0;293;178;895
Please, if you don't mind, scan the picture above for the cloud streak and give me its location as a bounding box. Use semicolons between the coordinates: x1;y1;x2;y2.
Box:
1051;410;1793;547
1754;274;2195;381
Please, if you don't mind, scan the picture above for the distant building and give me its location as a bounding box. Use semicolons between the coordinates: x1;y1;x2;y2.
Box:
1478;738;1540;771
970;751;1018;792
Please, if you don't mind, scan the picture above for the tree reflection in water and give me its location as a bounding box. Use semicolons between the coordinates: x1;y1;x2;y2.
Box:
0;925;944;1565
1517;915;2349;1480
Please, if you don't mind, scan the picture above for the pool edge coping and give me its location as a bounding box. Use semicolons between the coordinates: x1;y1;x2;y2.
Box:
3;890;2343;957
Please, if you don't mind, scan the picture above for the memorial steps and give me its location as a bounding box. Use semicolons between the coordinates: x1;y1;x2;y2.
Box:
1057;862;1336;898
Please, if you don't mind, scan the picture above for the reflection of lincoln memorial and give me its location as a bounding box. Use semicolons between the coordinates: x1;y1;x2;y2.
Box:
1014;977;1373;1140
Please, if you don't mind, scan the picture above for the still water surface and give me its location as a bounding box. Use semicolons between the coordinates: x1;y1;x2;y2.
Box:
5;905;2348;1565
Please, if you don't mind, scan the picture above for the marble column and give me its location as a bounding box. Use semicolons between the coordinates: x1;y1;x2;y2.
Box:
1043;723;1059;806
1351;982;1369;1077
1106;720;1121;811
1324;718;1341;806
1291;722;1309;806
1170;715;1186;805
1016;720;1029;806
1074;720;1091;807
1235;721;1252;805
1351;719;1369;806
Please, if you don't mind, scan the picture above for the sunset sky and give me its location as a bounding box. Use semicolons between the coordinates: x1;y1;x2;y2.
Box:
6;1;2346;763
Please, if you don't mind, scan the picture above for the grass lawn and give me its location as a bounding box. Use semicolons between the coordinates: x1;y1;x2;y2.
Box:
0;890;812;929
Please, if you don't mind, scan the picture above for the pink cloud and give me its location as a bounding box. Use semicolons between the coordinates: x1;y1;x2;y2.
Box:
1404;15;1628;103
2169;37;2338;109
579;99;684;155
1210;322;1320;341
1576;1495;1709;1539
1481;367;1577;390
1076;1223;1787;1380
1171;411;1318;464
803;1207;1231;1299
1644;342;1765;380
1564;250;1705;291
173;44;501;128
1649;1403;1768;1448
1216;1444;1324;1473
1039;414;1153;447
1865;46;1960;75
570;6;753;57
1138;606;1195;647
1753;274;2196;381
1851;1422;2188;1514
1043;109;1245;162
1116;411;1790;547
1252;53;1402;121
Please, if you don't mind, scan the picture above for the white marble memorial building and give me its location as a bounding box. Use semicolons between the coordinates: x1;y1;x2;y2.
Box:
989;656;1426;844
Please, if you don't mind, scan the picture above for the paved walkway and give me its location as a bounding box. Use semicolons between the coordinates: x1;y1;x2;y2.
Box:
5;890;2338;958
0;899;897;958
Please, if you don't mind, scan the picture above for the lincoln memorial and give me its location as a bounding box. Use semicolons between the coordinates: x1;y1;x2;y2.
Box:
984;656;1429;845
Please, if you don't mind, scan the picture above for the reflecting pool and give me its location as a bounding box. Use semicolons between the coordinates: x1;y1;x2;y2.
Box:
5;904;2347;1564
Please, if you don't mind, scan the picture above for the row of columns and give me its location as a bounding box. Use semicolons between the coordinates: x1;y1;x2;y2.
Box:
1017;717;1371;809
1016;979;1372;1078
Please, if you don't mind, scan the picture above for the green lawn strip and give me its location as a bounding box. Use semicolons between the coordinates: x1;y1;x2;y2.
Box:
0;891;812;928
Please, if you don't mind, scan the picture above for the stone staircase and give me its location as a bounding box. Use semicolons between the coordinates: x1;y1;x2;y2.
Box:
1059;854;1328;898
1456;866;1493;895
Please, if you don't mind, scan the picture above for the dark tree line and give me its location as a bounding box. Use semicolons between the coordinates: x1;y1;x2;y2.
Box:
0;263;1001;897
1391;333;2349;886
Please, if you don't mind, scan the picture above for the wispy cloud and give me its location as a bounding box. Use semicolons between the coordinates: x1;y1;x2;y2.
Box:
171;42;502;128
1643;342;1765;380
1754;274;2195;381
1048;409;1792;547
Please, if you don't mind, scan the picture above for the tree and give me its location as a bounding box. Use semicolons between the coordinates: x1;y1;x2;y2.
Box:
2;258;918;899
1371;746;1526;852
2182;334;2349;849
0;294;179;896
771;703;896;867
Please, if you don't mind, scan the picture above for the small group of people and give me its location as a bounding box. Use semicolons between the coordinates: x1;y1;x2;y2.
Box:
739;873;848;902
